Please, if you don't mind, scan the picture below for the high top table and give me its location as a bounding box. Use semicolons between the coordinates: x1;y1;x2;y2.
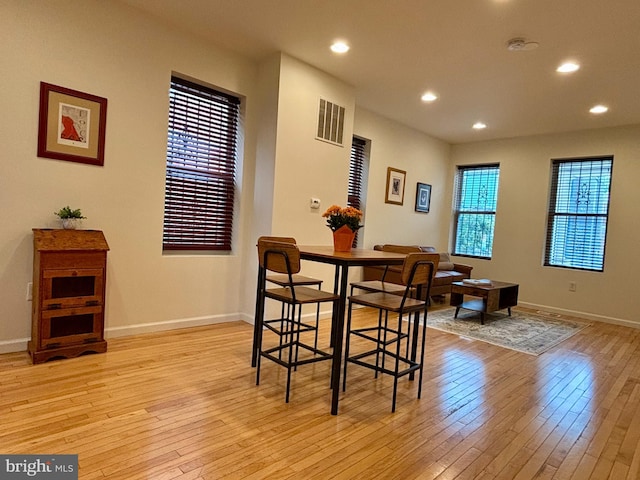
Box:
251;245;406;415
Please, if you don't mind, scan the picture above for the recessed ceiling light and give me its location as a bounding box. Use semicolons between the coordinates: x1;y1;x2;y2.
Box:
330;42;350;54
589;105;608;114
421;92;438;102
472;122;487;130
557;62;580;73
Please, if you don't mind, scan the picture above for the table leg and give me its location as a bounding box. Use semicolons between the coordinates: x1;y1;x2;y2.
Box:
330;263;349;415
329;266;341;348
251;266;266;367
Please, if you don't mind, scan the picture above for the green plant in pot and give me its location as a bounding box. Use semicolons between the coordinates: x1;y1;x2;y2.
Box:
54;206;86;230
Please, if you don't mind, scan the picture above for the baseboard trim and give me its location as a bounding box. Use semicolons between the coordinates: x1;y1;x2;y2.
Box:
519;301;639;329
106;312;249;338
0;338;30;355
3;304;633;355
0;313;253;355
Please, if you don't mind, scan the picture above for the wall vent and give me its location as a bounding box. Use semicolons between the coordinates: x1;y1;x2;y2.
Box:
316;98;345;146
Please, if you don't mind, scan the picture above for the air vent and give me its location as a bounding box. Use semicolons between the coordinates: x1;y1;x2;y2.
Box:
316;98;345;146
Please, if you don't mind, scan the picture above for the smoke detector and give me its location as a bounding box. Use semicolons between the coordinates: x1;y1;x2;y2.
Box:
506;37;539;51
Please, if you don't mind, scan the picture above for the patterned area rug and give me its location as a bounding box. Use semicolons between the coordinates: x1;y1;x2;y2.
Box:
426;308;590;355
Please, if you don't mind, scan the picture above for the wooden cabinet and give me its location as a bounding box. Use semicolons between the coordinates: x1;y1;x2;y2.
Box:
29;229;109;363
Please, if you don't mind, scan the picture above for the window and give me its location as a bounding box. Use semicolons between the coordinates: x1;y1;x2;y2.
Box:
163;76;240;251
545;157;613;271
452;164;500;258
348;137;367;247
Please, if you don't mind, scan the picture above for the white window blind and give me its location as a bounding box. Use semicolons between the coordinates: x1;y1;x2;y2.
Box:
163;76;240;251
545;157;613;271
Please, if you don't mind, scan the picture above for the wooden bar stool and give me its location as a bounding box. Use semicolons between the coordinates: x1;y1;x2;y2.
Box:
343;253;435;412
255;238;339;403
251;237;324;367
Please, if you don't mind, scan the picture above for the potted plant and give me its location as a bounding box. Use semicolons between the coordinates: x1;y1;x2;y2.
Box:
322;205;363;252
54;206;86;230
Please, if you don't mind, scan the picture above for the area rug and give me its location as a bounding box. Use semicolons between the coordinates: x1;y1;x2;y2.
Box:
425;308;590;355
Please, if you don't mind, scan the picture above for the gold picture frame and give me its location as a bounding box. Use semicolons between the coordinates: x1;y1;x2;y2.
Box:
385;167;406;205
37;82;108;166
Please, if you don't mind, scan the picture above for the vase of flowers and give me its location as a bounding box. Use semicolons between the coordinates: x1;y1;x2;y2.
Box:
322;205;363;252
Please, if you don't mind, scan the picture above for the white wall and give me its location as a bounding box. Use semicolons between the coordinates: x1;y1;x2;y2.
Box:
451;125;640;326
0;0;259;351
271;55;356;243
0;0;452;353
2;0;636;354
354;108;452;249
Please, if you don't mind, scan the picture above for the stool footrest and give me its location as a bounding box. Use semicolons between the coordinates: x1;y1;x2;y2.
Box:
261;341;332;368
350;326;407;346
347;349;420;379
263;318;317;336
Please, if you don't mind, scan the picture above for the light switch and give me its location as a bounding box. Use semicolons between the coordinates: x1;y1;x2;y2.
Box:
310;198;321;209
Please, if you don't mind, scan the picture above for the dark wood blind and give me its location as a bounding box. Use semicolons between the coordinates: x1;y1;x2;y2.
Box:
544;157;613;271
349;137;366;247
163;76;240;251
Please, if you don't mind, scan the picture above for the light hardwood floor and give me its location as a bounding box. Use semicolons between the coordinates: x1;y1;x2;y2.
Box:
1;304;639;479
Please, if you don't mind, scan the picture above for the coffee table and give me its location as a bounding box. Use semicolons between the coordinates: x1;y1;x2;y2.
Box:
450;281;519;324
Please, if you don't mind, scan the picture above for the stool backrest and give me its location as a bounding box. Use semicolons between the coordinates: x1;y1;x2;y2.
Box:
379;245;422;281
382;244;422;254
258;236;297;245
401;252;440;287
257;238;301;275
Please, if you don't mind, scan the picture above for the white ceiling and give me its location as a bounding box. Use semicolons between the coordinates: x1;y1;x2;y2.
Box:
119;0;640;144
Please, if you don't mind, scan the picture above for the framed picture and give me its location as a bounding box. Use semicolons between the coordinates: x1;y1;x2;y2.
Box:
415;182;432;213
385;167;406;205
37;82;108;166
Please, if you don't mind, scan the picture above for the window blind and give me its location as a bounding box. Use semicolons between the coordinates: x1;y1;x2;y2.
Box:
348;137;367;247
545;157;613;271
452;164;500;258
163;76;240;251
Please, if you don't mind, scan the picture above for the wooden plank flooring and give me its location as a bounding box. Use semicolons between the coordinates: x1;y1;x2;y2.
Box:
1;304;639;479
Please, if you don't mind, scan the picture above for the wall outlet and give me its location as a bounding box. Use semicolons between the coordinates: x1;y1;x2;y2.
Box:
26;282;33;301
569;281;577;292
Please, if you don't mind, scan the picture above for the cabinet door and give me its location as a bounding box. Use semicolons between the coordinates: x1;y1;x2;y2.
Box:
42;268;104;309
40;306;104;348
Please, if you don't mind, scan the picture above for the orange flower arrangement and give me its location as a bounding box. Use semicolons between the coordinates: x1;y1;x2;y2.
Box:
322;205;363;232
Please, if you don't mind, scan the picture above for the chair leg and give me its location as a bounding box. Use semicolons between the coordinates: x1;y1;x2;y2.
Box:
391;312;405;413
405;312;412;358
285;323;295;403
256;341;263;386
294;304;303;370
279;302;287;360
343;302;355;392
378;310;390;377
417;308;428;400
313;284;321;351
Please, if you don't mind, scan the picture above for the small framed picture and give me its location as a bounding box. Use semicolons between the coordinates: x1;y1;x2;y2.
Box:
415;182;432;213
385;167;406;205
37;82;108;166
